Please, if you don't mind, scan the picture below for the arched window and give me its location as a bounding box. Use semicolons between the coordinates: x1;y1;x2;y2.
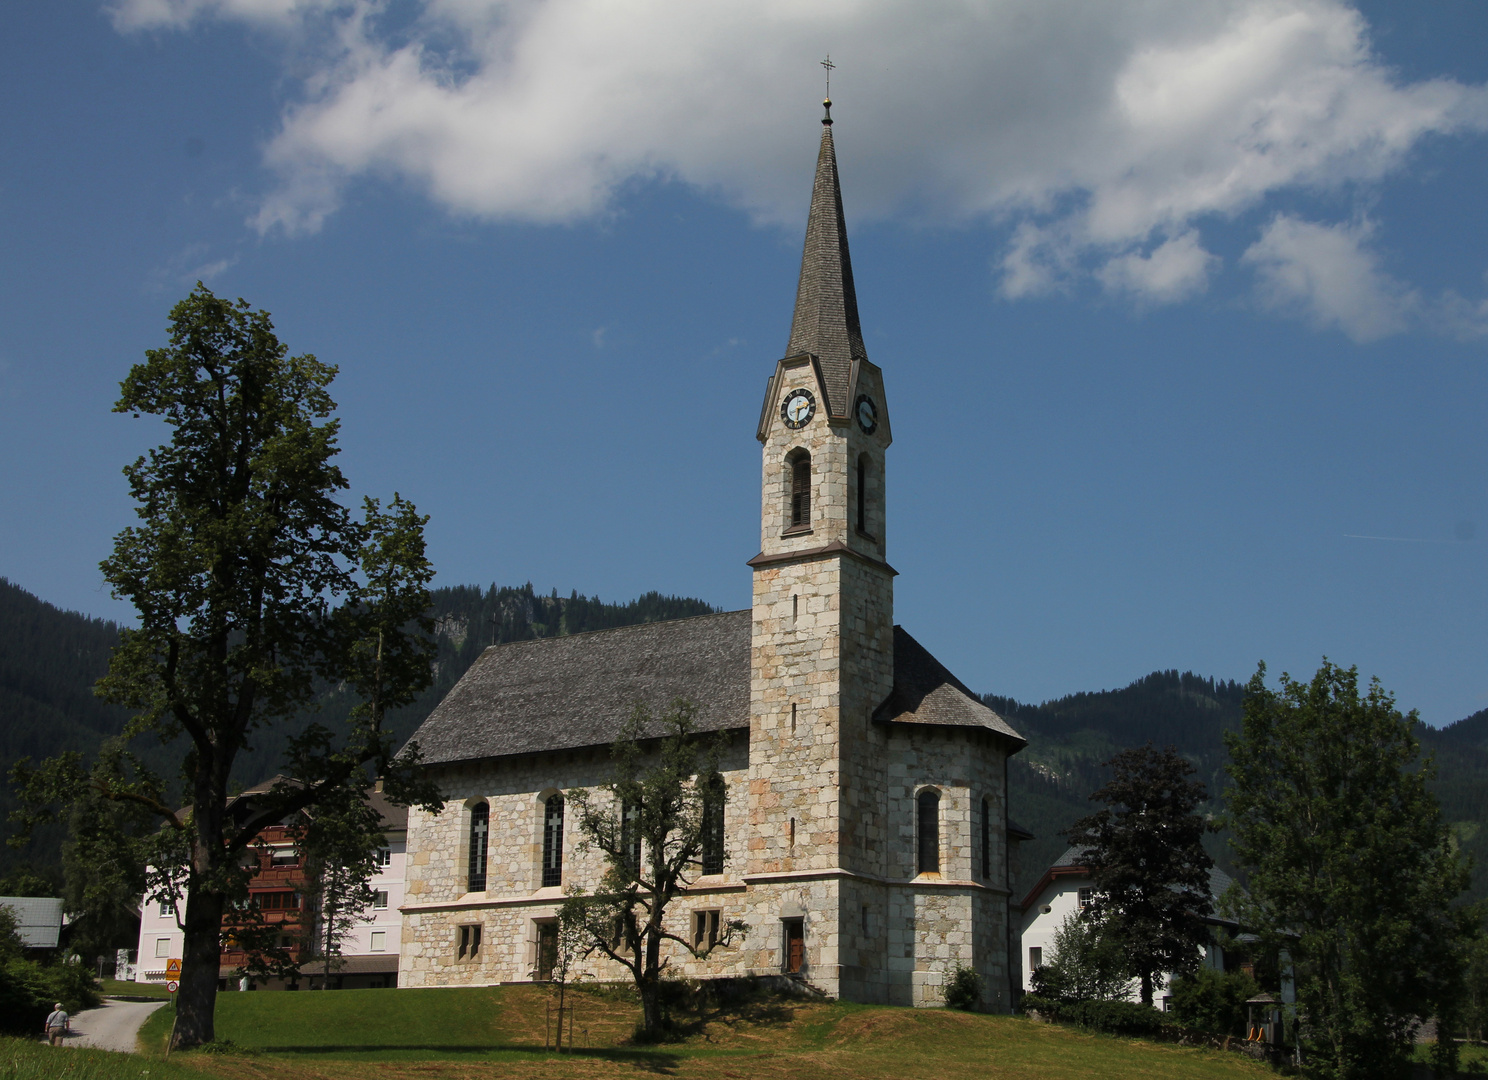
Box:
701;775;726;875
980;796;992;879
542;794;565;887
856;453;868;534
916;789;940;875
467;802;489;893
788;450;811;530
621;800;641;876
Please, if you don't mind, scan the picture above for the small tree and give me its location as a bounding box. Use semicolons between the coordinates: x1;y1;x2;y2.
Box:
295;780;384;987
1069;743;1215;1006
1030;911;1132;1003
560;699;747;1040
1226;660;1473;1080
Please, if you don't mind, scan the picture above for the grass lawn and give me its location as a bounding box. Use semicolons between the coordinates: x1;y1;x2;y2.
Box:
101;978;171;999
134;984;1273;1080
0;1035;215;1080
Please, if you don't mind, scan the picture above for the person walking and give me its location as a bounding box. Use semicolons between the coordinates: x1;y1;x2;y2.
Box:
44;1003;69;1045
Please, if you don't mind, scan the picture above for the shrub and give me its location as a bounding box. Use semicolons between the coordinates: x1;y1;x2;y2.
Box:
1057;999;1173;1038
942;965;982;1011
1029;912;1131;1003
1167;966;1258;1037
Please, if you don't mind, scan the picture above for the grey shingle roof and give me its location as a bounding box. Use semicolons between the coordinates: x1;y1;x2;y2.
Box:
785;112;866;417
405;611;752;764
1046;848;1240;906
0;896;63;948
873;627;1027;746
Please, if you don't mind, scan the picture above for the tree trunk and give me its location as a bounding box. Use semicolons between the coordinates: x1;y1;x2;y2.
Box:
173;886;225;1048
1139;971;1154;1008
638;924;664;1037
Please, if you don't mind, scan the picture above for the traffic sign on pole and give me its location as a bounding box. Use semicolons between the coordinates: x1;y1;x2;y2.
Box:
166;981;178;994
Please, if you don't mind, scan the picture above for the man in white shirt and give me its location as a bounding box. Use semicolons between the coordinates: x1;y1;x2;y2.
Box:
44;1003;68;1045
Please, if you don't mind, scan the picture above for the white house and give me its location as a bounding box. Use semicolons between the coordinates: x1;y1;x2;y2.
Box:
1018;846;1237;1010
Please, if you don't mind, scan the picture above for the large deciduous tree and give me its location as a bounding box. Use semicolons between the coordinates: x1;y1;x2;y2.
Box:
1225;660;1473;1080
1068;743;1215;1006
8;286;441;1048
560;699;746;1040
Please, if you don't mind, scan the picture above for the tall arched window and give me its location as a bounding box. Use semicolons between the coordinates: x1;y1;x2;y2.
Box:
701;775;726;875
980;797;992;879
621;800;641;876
856;453;868;534
916;789;940;875
467;803;489;893
788;450;812;530
542;794;565;887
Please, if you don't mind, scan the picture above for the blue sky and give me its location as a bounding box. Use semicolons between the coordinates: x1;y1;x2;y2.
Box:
3;0;1487;725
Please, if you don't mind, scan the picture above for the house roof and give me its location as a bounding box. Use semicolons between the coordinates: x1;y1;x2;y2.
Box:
405;610;753;764
1021;845;1239;917
224;776;408;831
872;627;1027;746
783;105;866;418
0;896;64;948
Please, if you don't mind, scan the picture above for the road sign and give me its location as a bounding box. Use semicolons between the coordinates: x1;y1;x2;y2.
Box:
166;981;178;994
165;958;181;978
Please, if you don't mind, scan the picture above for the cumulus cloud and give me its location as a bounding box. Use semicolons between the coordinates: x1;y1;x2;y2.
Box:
110;0;1488;322
1242;216;1414;341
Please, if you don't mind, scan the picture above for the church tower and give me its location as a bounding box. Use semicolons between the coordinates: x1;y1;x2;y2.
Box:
745;99;898;999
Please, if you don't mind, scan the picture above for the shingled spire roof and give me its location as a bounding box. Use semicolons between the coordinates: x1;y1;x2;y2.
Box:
785;100;866;417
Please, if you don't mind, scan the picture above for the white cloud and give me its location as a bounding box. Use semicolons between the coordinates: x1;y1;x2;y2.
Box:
1242;215;1414;341
112;0;1488;324
1097;231;1218;305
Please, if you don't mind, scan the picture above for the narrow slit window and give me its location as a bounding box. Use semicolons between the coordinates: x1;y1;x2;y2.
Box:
917;789;940;875
856;454;867;533
542;794;565;888
467;803;489;892
621;800;641;876
980;797;992;879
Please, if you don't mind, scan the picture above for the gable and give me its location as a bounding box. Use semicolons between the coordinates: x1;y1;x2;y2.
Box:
404;610;751;765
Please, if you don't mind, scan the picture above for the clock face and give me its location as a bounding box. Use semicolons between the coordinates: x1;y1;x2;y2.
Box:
781;388;816;429
855;394;878;434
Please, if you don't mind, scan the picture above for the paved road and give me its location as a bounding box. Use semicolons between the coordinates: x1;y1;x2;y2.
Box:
65;998;168;1052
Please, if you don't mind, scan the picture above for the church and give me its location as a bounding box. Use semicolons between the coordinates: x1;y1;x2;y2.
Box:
395;102;1030;1010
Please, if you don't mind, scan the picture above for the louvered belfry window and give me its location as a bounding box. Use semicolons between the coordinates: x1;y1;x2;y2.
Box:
467;803;489;892
790;453;812;528
542;794;565;887
917;789;940;875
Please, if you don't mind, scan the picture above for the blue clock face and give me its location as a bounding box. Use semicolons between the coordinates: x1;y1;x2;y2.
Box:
855;394;877;434
782;389;816;429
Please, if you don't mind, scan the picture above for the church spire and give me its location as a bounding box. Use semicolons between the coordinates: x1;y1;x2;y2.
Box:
785;98;866;416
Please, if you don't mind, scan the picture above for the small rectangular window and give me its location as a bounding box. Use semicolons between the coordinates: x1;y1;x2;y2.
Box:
1077;887;1093;910
1029;946;1043;970
270;849;299;866
377;848;392;867
692;909;721;950
372;890;389;910
457;923;482;961
158;898;174;917
155;937;171;958
370;931;387;952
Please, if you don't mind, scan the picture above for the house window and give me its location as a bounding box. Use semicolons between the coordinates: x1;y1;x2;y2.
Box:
856;453;868;534
457;923;482;961
542;794;565;888
270;849;299;866
468;803;489;892
158;898;175;917
372;890;389;910
376;848;392;868
621;800;641;876
788;450;811;529
980;796;992;879
1029;946;1043;971
701;775;726;875
155;937;170;958
916;789;940;875
370;931;387;952
254;891;299;910
1078;887;1093;910
692;909;721;950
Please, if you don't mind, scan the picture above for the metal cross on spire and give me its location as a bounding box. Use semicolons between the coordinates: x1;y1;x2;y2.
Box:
820;54;835;97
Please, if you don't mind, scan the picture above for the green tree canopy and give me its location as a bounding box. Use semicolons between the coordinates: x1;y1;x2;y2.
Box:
1225;660;1474;1080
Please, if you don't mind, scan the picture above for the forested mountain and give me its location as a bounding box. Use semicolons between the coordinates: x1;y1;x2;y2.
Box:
5;575;1485;906
0;578;715;877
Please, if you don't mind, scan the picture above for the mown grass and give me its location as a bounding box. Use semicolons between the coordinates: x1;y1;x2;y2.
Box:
135;984;1273;1080
100;982;170;1001
0;1036;213;1080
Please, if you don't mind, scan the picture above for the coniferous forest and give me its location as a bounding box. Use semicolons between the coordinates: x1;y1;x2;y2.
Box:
3;575;1485;904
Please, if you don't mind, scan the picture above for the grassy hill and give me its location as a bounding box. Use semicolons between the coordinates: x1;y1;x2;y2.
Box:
132;983;1270;1079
